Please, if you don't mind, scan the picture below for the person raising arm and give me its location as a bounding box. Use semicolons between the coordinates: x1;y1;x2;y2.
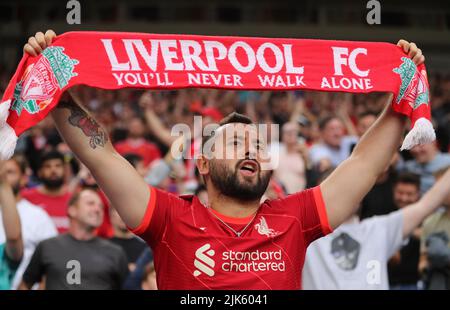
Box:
0;160;23;289
24;31;425;232
23;31;426;290
25;30;149;230
402;167;450;239
320;41;424;229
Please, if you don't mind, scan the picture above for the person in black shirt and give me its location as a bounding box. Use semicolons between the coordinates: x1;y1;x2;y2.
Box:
109;207;147;271
360;168;397;219
388;173;421;290
360;157;398;219
20;188;128;290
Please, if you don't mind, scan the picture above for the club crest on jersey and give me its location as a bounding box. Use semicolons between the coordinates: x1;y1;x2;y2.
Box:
393;57;429;110
11;46;79;116
254;216;279;238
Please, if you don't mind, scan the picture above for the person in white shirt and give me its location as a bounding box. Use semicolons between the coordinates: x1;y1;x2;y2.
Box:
0;160;23;290
0;155;57;289
303;166;450;290
274;122;308;194
309;116;358;171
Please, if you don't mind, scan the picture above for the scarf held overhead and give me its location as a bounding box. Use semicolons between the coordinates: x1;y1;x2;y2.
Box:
0;31;435;159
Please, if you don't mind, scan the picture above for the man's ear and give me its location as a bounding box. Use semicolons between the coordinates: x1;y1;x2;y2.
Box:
196;155;210;176
67;205;77;219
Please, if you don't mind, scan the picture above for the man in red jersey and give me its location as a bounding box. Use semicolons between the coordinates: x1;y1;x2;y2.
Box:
24;30;424;289
21;150;71;233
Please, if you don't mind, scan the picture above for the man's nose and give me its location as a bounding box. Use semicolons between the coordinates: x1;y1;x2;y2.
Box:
93;206;103;215
245;142;257;159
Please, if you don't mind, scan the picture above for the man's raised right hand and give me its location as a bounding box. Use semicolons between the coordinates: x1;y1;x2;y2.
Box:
23;30;56;56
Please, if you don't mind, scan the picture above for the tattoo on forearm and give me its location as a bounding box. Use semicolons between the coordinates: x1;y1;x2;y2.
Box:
58;101;108;149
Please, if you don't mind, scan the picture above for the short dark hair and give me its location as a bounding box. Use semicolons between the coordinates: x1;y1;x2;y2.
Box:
68;188;98;209
124;153;143;168
318;115;341;131
194;184;207;196
201;112;253;153
38;150;65;169
394;172;421;190
218;112;253;127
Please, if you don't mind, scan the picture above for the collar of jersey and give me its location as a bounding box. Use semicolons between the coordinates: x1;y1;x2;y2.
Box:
209;207;256;225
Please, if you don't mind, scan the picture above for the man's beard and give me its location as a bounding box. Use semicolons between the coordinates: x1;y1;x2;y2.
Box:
209;159;272;201
41;177;64;190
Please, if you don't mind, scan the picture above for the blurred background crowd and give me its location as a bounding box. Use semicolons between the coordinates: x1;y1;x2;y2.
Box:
0;0;449;290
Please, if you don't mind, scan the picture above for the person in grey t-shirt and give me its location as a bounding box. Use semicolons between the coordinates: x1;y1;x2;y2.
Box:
19;188;128;290
303;167;450;290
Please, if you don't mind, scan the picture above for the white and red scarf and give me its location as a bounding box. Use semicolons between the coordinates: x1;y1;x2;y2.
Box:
0;31;435;159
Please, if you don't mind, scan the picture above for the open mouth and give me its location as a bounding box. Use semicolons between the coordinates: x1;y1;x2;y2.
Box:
238;160;259;176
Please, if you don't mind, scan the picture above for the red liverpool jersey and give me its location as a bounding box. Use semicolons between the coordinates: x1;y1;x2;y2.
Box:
131;186;331;290
21;187;71;234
